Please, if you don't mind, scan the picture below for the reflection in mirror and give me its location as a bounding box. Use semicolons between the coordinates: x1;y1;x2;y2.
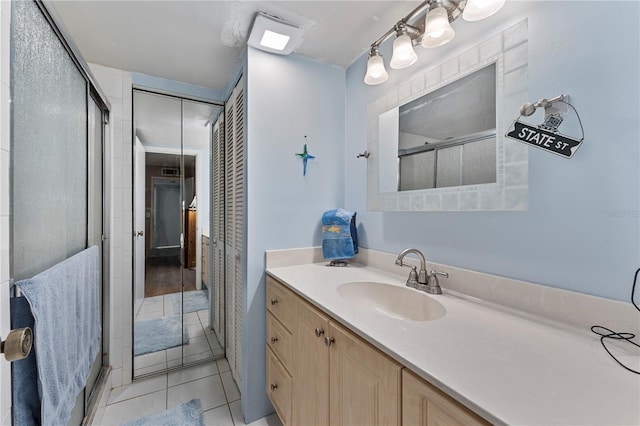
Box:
133;90;224;378
398;63;497;190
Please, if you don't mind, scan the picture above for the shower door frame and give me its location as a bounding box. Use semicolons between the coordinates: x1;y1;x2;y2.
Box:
9;1;112;423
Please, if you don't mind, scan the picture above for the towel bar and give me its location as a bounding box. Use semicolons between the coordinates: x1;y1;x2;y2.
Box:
10;282;23;298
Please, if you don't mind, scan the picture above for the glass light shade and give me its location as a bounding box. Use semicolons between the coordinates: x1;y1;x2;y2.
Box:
421;6;455;48
463;0;505;21
364;53;389;85
390;34;418;69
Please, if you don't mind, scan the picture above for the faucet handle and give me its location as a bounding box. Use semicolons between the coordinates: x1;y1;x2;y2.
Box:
425;270;448;295
398;264;419;288
431;270;449;279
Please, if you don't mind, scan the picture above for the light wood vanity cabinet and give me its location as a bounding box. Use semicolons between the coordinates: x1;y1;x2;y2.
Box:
291;296;329;426
328;321;402;426
266;276;295;425
266;275;485;426
402;370;489;426
267;276;401;426
201;236;209;288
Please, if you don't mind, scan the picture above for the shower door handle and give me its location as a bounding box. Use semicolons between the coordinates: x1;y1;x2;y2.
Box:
1;328;33;362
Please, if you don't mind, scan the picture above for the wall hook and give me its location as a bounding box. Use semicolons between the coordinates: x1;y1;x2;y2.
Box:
356;150;370;159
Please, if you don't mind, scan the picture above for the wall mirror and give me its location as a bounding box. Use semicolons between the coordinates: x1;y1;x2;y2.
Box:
397;63;496;191
132;89;225;378
367;21;530;212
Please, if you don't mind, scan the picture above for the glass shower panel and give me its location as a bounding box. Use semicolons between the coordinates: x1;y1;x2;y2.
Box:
11;0;88;280
462;138;497;186
436;145;463;188
399;151;435;190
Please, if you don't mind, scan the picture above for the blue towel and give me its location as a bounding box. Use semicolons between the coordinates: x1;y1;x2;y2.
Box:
10;296;40;426
15;246;101;426
321;209;358;260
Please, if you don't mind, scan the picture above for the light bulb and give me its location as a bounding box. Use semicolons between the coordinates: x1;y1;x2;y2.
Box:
422;5;455;48
390;34;418;69
364;52;389;85
463;0;505;21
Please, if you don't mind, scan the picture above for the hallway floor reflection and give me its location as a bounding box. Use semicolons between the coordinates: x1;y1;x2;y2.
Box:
133;292;223;377
145;256;196;297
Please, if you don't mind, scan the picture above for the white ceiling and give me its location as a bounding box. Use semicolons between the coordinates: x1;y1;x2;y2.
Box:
133;90;222;150
49;1;419;92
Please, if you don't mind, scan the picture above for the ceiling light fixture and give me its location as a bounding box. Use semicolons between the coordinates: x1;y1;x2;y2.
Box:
247;12;304;55
363;0;505;85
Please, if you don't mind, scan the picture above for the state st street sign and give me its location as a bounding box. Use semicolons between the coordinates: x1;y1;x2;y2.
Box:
506;120;583;159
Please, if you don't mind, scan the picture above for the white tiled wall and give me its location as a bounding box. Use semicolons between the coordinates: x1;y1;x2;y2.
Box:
89;63;134;389
0;1;11;424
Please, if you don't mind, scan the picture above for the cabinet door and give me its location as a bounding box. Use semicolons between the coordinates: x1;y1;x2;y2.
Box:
402;370;488;426
329;322;402;426
292;300;330;426
266;276;296;332
267;346;293;426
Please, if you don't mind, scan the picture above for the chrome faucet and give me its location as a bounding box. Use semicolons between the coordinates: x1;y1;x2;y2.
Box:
395;248;448;295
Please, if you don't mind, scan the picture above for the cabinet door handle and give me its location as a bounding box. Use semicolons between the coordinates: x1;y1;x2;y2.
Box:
270;299;278;306
314;327;325;338
270;384;278;391
270;336;278;344
324;336;335;347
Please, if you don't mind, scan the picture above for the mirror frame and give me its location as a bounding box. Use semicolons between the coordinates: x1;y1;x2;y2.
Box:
367;20;530;212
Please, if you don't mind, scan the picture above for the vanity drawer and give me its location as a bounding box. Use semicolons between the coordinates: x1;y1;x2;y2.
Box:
266;276;296;332
267;346;292;426
267;312;293;372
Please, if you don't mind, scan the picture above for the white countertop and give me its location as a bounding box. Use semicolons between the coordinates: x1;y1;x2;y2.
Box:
266;262;640;426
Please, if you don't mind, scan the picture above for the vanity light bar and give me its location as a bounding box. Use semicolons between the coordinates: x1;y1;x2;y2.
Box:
364;0;505;85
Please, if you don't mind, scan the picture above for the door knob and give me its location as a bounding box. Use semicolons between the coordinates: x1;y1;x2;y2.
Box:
270;384;278;391
324;336;335;347
270;299;278;306
134;230;144;237
314;328;325;337
270;337;278;344
1;327;33;362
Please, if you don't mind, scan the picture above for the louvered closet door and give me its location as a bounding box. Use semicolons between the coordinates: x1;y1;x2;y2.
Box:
224;78;244;388
232;84;244;386
225;89;236;383
212;117;225;340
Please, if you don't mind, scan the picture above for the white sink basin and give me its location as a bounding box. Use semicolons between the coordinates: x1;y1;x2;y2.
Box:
337;281;446;322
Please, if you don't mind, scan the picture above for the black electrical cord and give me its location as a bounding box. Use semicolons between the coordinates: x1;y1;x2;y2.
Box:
556;100;585;142
590;268;640;375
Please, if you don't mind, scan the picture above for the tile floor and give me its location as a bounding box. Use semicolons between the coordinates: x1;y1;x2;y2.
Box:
134;293;224;376
94;358;282;426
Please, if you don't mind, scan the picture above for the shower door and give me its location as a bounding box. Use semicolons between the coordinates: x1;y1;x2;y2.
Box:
10;1;109;424
132;90;224;377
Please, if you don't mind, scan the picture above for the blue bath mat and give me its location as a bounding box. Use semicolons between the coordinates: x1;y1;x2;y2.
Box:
122;398;204;426
134;315;189;356
172;290;209;314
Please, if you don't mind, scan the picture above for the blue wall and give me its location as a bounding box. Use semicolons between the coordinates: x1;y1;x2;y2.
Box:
345;1;639;302
243;47;346;422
